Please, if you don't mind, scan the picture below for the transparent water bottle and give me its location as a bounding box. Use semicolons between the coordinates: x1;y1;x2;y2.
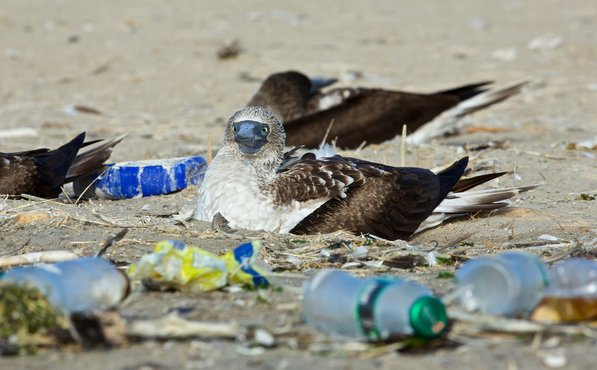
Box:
2;257;129;312
454;251;549;316
302;270;448;341
532;258;597;322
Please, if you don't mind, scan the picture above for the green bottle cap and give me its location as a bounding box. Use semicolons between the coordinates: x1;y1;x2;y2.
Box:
409;296;448;339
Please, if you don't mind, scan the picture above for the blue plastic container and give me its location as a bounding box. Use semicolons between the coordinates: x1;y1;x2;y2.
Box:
74;156;207;199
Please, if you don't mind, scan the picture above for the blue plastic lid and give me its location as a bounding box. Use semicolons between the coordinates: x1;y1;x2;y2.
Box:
74;156;207;199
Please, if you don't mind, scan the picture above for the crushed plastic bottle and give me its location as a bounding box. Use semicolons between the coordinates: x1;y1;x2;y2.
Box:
453;251;549;316
1;257;129;313
532;258;597;322
302;270;448;341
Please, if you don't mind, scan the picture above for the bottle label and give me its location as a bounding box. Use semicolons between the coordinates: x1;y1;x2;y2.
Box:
537;262;550;288
355;279;392;342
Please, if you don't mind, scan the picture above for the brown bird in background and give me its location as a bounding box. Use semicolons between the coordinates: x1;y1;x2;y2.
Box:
0;132;126;198
247;71;526;149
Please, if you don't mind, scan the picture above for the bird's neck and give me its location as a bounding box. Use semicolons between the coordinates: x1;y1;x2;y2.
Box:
214;145;281;182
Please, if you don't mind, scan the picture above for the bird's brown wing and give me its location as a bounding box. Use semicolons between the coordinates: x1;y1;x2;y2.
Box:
0;155;52;196
289;156;468;240
285;81;495;149
268;153;366;204
283;88;463;149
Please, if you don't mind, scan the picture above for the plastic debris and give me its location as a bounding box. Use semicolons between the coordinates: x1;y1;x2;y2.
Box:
532;258;597;322
2;258;129;313
127;240;273;292
303;270;448;341
73;157;207;199
254;328;275;347
453;252;549;316
538;234;559;241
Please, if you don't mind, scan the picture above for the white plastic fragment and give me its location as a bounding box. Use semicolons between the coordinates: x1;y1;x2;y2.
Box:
538;234;559;241
351;246;368;260
540;353;568;368
235;345;266;356
286;256;304;266
254;328;275;347
577;139;596;149
319;248;330;257
341;262;362;269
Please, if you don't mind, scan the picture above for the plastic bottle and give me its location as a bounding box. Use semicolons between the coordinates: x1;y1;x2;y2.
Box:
302;270;448;341
1;257;129;312
453;251;549;316
532;258;597;322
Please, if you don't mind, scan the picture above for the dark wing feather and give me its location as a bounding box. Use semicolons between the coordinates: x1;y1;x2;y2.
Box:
65;132;127;182
432;81;492;100
10;138;103;157
283;88;463;149
284;82;494;149
451;172;507;193
0;133;85;197
269;153;366;204
290;157;469;241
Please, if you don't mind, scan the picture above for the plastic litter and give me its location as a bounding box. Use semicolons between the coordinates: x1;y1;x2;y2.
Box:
532;258;597;322
1;257;129;313
302;270;448;341
127;240;272;292
453;251;549;316
73;156;207;199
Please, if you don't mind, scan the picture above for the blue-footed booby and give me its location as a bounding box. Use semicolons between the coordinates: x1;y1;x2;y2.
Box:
194;107;537;241
246;71;527;149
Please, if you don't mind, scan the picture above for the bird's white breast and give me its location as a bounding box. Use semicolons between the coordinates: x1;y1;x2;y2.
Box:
195;155;327;233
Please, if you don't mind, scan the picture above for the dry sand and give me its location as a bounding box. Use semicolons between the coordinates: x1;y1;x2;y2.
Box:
1;0;597;369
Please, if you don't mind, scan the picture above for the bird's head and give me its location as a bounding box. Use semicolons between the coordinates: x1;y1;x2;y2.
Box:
223;107;286;164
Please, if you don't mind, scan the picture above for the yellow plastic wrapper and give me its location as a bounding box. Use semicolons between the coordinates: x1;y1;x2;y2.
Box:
127;240;272;292
222;240;272;287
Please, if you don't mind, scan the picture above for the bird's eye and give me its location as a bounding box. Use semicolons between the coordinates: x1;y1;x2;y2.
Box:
262;126;269;133
232;126;236;132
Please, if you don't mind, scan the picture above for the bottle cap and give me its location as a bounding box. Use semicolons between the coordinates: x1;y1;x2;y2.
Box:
409;296;448;339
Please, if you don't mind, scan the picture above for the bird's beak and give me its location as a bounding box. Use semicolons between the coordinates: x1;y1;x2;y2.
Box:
233;120;269;155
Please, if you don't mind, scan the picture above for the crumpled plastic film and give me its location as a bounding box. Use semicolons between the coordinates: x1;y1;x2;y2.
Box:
127;240;272;292
222;240;272;287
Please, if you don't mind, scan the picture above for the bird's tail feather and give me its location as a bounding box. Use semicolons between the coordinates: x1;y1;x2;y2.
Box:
65;132;128;182
415;183;540;233
407;79;529;145
433;81;493;101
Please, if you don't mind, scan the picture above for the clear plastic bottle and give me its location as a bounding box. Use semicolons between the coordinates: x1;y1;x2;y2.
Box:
454;251;549;316
532;258;597;322
302;270;448;341
2;257;129;312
